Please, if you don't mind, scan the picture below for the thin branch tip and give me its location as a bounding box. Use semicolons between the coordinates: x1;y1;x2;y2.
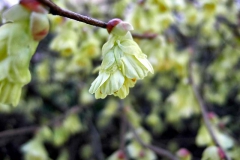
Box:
38;0;107;28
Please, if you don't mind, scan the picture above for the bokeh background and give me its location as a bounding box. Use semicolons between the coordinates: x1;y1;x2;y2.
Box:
0;0;240;159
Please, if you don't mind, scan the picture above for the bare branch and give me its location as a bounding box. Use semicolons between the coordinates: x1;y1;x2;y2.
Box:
0;106;83;139
0;126;38;139
119;100;129;160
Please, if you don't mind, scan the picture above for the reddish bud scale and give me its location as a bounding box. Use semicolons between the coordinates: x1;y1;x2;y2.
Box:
117;151;125;159
107;18;122;34
20;0;46;13
34;29;49;41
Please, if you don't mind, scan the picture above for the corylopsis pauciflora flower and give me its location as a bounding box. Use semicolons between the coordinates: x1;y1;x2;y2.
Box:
0;0;49;107
89;19;154;99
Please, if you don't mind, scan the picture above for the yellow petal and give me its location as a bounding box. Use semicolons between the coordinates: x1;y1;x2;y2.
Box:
101;50;115;70
135;55;154;74
121;55;148;79
100;70;125;94
89;72;110;94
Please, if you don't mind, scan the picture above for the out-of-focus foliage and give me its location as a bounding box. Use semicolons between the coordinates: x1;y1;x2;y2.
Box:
0;0;240;160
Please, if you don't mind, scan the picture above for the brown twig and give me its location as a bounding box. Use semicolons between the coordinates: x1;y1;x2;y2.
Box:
126;115;179;160
38;0;107;28
0;126;38;139
119;100;129;160
0;106;83;139
188;50;231;160
120;113;127;151
89;121;105;160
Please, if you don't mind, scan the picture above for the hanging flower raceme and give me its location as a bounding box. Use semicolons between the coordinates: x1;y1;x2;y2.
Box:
0;0;49;107
89;19;154;99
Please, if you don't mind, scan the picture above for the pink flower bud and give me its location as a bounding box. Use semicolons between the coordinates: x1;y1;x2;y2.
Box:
176;148;190;158
207;112;216;120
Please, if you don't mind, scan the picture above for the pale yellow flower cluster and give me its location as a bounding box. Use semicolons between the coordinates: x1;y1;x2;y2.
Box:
0;3;49;107
89;21;154;99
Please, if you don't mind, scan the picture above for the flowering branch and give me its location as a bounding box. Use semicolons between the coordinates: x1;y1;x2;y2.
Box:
37;0;157;40
188;51;231;160
38;0;107;28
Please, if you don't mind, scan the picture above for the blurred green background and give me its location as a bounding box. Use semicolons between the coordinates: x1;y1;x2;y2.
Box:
0;0;240;159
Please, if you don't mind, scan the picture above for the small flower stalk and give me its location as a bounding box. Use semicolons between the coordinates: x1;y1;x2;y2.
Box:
89;19;154;99
0;0;49;106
